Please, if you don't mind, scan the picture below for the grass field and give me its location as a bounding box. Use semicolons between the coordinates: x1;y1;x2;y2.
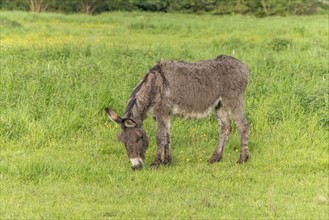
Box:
1;11;328;219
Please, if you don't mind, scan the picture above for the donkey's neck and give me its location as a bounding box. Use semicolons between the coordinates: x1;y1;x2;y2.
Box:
124;72;156;126
124;96;150;126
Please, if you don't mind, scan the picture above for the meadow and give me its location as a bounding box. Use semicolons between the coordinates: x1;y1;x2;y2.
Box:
0;11;328;219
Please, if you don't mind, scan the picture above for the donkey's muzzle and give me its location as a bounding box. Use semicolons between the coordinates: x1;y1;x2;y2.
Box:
130;158;144;170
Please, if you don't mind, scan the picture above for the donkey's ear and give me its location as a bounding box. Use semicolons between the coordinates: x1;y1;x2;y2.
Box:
123;119;137;128
105;107;123;124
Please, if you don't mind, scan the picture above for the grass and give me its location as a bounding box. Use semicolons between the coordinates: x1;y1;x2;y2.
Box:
0;11;328;219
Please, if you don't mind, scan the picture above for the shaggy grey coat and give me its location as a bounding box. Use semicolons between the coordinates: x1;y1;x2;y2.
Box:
106;55;249;170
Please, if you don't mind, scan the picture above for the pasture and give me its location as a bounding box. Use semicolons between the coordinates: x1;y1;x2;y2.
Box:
0;11;328;219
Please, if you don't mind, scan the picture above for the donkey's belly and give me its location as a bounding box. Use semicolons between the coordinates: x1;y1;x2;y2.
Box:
171;97;221;119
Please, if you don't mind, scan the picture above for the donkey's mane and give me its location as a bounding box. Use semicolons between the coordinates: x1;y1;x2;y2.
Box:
124;72;152;120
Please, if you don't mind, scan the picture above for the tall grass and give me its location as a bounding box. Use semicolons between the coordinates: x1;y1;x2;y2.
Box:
0;11;328;219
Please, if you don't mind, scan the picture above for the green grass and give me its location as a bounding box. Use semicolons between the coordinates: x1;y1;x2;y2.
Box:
1;11;328;219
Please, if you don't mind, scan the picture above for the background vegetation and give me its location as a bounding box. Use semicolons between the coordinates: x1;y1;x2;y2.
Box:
0;0;328;15
0;10;328;219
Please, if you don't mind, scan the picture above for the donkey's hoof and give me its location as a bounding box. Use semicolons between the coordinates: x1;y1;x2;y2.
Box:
163;157;172;166
237;155;249;164
150;160;162;169
150;164;158;169
208;154;222;164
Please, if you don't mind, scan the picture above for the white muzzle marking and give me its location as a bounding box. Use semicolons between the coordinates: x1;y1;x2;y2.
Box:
130;157;144;167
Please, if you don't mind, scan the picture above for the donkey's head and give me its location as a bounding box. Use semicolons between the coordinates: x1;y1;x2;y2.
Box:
105;107;148;170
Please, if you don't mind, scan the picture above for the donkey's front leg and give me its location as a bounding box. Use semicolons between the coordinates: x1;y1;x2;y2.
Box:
151;115;172;168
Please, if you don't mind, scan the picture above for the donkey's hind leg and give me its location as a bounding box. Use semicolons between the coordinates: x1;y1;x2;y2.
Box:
208;107;231;164
231;107;250;164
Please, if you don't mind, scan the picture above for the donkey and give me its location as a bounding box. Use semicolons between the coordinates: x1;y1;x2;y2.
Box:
105;55;249;170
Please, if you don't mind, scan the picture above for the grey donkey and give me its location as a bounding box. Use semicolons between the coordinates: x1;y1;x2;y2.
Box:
105;55;249;170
